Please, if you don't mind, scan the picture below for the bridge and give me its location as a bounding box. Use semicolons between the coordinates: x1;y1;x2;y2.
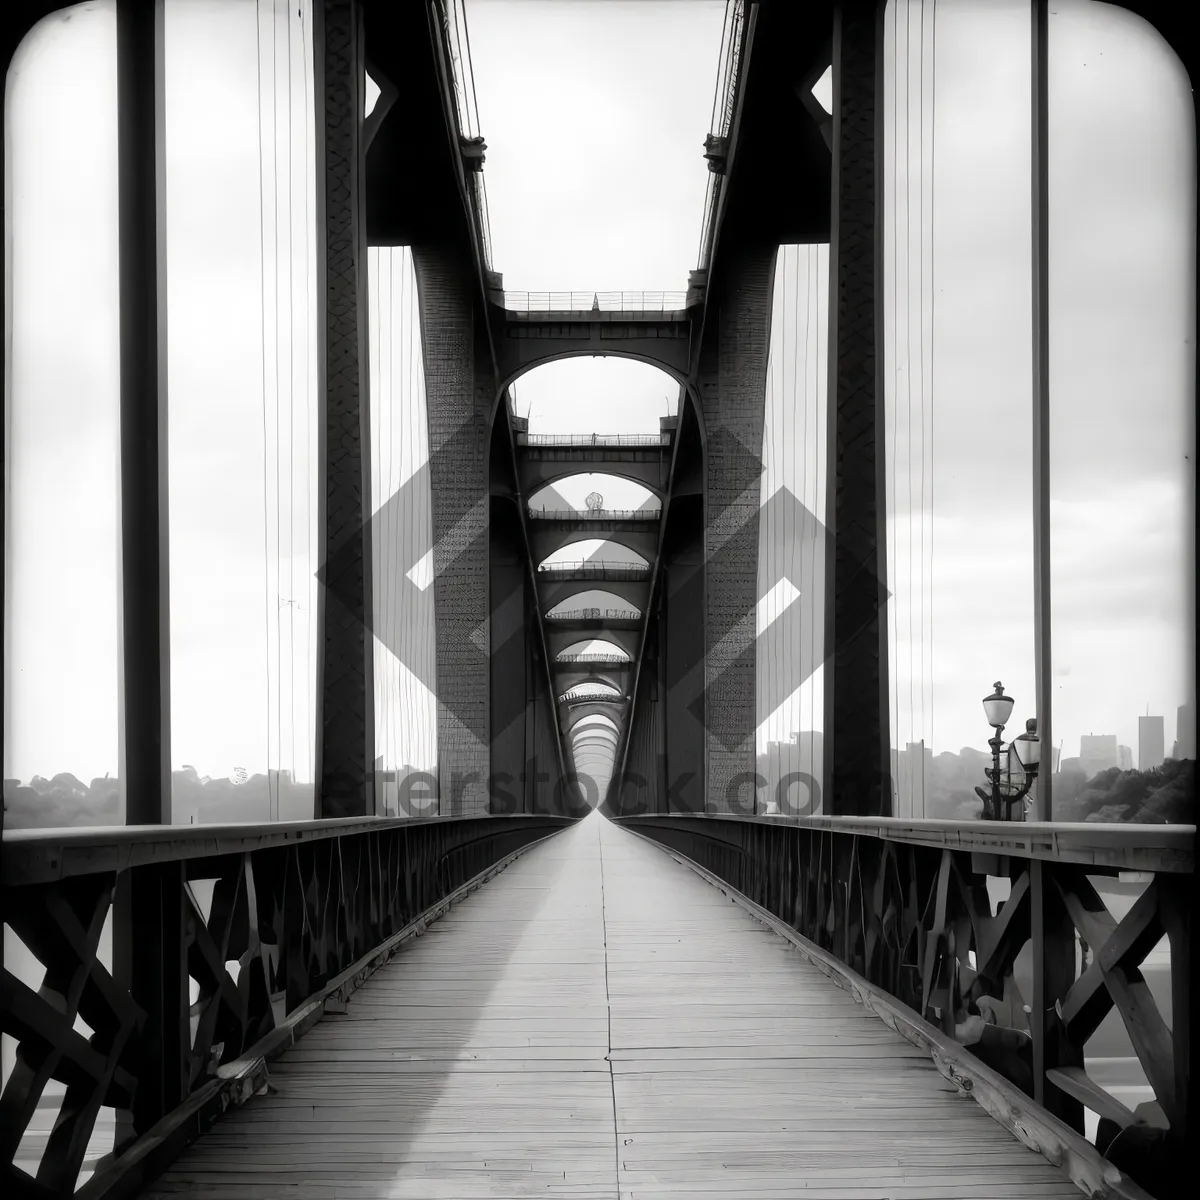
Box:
1;1;1194;1199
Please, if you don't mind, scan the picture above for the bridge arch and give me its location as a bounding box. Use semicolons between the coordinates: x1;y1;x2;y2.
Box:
527;467;666;503
494;348;692;415
554;666;630;694
539;540;649;571
555;638;630;661
562;699;626;735
570;712;621;736
546;590;642;620
571;723;620;750
528;522;660;564
538;576;647;612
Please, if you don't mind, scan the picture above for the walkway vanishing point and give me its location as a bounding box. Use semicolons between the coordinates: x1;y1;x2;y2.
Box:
146;815;1082;1200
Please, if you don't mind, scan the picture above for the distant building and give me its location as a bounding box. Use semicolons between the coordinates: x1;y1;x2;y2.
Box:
1138;715;1164;772
1118;745;1133;772
1079;734;1118;781
892;740;934;818
1175;702;1196;760
758;732;822;816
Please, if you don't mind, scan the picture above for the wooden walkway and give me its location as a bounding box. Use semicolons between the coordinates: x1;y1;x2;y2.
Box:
147;813;1082;1199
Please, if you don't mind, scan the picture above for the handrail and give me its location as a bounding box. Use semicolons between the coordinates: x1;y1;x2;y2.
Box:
546;608;642;621
1;812;565;885
697;0;746;270
621;811;1195;872
500;290;689;313
518;433;672;447
559;687;624;703
555;653;632;665
537;560;649;576
528;508;661;521
438;0;492;267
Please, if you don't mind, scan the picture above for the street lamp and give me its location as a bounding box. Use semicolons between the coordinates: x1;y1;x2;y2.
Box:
973;682;1040;821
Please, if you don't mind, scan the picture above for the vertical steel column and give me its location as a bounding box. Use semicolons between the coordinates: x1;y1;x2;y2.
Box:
112;861;188;1146
116;0;170;825
314;0;374;817
825;0;890;817
1030;0;1053;820
1029;857;1085;1127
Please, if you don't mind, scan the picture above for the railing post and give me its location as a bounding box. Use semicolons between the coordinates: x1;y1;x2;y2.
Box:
115;0;171;825
113;862;188;1147
1029;858;1084;1130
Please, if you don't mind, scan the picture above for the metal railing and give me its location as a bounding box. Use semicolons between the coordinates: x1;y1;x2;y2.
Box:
440;0;493;268
546;608;642;621
537;560;649;577
555;653;632;665
697;0;747;270
500;290;688;313
616;812;1193;1200
518;433;672;448
528;508;661;522
559;686;625;703
1;814;574;1197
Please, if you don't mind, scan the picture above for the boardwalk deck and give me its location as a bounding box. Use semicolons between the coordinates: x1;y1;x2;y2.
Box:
146;813;1082;1199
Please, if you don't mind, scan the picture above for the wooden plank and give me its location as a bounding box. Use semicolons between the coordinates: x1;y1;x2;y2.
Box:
1102;965;1177;1128
1045;1067;1137;1129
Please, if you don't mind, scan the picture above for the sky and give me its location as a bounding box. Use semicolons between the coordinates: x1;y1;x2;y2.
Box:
3;0;1194;815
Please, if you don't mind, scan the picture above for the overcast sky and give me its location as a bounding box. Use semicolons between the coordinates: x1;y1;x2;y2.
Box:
4;0;1194;812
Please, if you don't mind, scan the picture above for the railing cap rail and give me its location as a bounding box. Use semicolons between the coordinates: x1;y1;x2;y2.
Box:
518;433;671;447
528;508;661;521
498;289;689;313
620;813;1196;873
2;813;575;886
555;654;631;664
537;561;649;574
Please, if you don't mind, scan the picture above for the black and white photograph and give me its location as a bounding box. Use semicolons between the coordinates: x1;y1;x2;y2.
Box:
1;1;1194;1196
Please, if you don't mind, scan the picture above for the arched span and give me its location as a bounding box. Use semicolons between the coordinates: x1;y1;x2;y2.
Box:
532;527;659;567
571;726;619;752
539;540;649;571
563;700;626;735
528;474;661;513
546;590;641;620
538;576;648;613
506;357;682;434
554;666;631;695
527;466;666;502
572;712;621;736
555;639;630;661
493;349;693;421
561;682;621;700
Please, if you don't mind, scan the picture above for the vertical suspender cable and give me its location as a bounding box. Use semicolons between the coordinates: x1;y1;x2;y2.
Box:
904;0;914;770
271;0;282;817
301;0;314;791
289;2;298;786
255;0;274;817
888;0;900;811
914;0;924;814
807;246;817;808
929;0;937;804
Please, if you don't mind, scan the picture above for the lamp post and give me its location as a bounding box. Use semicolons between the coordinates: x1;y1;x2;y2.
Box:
974;681;1041;821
